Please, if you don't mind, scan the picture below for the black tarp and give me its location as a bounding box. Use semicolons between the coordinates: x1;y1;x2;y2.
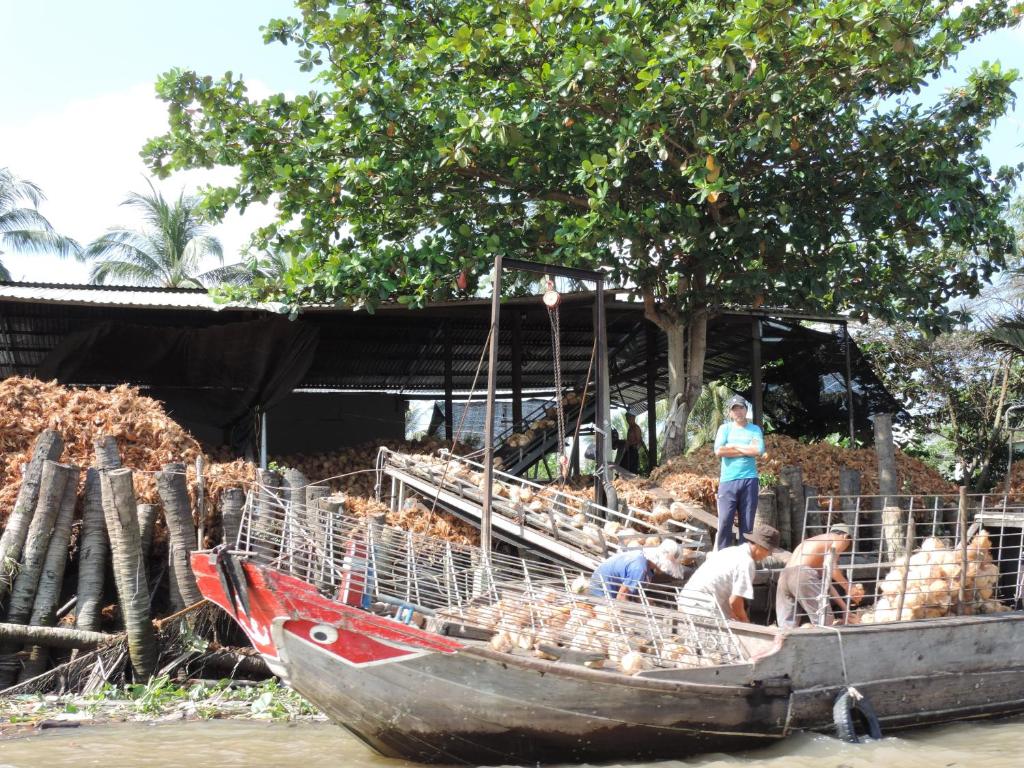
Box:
38;316;319;433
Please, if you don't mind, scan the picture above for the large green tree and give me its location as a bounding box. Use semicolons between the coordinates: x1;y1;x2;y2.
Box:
0;167;80;281
145;0;1023;457
84;180;228;288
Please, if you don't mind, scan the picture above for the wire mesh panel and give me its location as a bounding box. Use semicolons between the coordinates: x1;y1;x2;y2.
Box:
234;477;747;675
786;493;1024;627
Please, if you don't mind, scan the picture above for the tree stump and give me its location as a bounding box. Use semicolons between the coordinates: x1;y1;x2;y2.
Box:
101;468;156;681
75;436;121;633
19;467;81;682
0;430;63;605
156;463;201;607
220;488;245;547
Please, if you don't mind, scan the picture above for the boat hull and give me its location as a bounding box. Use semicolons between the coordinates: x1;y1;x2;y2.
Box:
192;551;1024;764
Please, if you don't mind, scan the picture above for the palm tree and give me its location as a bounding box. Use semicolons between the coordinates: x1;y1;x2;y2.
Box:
206;248;298;287
0;167;80;280
685;382;735;453
84;180;227;287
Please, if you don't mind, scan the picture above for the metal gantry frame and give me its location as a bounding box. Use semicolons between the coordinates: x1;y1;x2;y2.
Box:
480;257;610;556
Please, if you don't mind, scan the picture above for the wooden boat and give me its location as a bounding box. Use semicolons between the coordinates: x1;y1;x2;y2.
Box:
190;488;1024;765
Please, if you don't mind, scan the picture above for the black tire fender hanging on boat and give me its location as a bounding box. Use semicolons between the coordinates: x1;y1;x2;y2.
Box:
833;688;882;743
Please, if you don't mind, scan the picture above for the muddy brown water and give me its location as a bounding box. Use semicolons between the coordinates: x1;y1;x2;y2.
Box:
1;717;1023;768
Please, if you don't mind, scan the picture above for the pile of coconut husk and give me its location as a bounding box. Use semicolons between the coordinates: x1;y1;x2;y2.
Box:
615;434;956;508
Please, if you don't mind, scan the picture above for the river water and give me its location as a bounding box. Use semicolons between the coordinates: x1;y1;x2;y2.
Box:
2;717;1022;768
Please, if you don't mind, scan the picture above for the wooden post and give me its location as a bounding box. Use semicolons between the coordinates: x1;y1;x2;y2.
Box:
75;436;121;633
511;310;523;432
754;488;777;530
957;485;969;613
645;323;659;470
780;466;805;546
838;468;861;531
155;462;202;607
873;412;899;506
443;320;455;440
751;318;763;427
255;468;283;553
775;484;793;550
101;468;157;681
0;430;63;604
19;468;81;682
804;485;820;536
305;485;331;577
220;488;245;547
874;413;902;560
195;455;206;550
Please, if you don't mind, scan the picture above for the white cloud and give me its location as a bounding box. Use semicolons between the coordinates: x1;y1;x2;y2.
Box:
0;82;278;284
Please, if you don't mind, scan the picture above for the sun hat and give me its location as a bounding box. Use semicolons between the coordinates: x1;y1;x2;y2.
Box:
643;539;687;580
744;523;782;551
830;523;853;538
725;395;747;411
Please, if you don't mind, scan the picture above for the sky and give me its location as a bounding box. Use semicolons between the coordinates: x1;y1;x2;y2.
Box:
0;1;1022;285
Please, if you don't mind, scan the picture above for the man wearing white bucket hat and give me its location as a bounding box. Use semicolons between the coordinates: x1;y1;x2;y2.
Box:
589;540;687;601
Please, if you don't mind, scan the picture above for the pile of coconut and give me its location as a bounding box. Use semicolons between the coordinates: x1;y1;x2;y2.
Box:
397;452;702;555
857;531;1008;624
446;586;720;676
502;391;583;450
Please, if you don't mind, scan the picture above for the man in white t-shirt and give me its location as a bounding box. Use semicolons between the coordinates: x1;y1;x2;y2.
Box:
680;524;780;622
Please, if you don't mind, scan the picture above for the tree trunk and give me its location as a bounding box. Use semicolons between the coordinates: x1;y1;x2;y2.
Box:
75;437;121;633
0;461;75;686
780;466;805;546
0;430;63;604
155;463;202;607
254;469;283;555
220;488;245;547
774;484;792;550
0;622;113;650
656;310;709;460
136;504;158;560
838;468;862;532
874;413;904;560
4;461;75;626
101;468;156;681
19;469;81;682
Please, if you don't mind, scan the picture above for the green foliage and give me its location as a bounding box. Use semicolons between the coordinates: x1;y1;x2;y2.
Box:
0;167;81;280
145;0;1021;332
859;320;1022;489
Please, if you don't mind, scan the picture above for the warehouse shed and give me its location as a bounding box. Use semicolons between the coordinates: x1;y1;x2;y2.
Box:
0;282;896;463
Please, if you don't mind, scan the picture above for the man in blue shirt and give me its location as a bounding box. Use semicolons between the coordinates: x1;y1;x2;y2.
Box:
589;540;686;600
713;395;765;551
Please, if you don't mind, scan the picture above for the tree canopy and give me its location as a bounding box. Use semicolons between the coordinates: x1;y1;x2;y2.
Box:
144;0;1023;453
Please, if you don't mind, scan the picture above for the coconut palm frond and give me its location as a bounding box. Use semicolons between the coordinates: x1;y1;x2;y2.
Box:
981;312;1024;357
199;262;255;287
84;180;224;287
0;168;81;273
686;382;734;452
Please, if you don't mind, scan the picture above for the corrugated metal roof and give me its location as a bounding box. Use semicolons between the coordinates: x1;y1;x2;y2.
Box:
0;282;228;310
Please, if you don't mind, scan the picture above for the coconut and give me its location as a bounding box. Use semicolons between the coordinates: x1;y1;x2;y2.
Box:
644;536;661;547
880;568;908;596
583;658;606;669
533;647;559;661
603;521;622;536
490;631;514;653
516;632;535;651
570;574;589;594
965;531;992;562
619;651;651;676
528;499;546;515
921;536;947;553
669;501;691;522
908;551;931;569
519;486;534;504
650;503;672;525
